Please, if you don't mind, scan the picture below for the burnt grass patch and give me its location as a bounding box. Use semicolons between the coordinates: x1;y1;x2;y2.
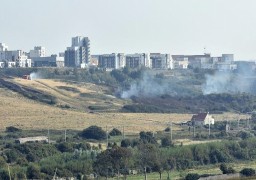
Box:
0;79;56;105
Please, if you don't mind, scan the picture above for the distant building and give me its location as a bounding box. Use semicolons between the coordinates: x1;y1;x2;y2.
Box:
0;43;8;51
29;46;46;58
172;54;211;69
98;53;125;69
125;53;149;68
90;55;99;66
191;112;214;126
150;53;171;69
31;54;64;67
64;36;90;68
16;136;48;144
235;61;256;71
0;49;31;68
173;57;189;69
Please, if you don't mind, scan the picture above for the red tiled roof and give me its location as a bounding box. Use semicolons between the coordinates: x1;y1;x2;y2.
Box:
191;113;208;121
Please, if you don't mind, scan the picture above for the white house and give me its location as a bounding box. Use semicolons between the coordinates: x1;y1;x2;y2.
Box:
191;112;214;126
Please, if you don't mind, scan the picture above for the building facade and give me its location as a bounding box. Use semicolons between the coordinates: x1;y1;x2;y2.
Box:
64;36;90;68
98;53;125;69
0;43;8;51
150;53;172;69
0;49;31;68
31;54;64;67
29;46;46;58
125;53;149;68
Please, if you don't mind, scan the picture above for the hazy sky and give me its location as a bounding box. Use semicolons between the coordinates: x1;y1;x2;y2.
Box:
1;0;256;60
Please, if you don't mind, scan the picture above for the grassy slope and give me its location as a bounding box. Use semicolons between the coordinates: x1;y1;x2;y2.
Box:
0;77;244;133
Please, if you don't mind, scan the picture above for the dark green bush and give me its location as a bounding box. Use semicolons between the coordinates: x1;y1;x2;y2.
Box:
79;126;107;140
240;168;256;177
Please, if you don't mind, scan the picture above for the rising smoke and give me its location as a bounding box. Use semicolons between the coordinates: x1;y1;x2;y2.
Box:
202;67;256;95
29;71;44;80
121;66;256;99
120;71;194;98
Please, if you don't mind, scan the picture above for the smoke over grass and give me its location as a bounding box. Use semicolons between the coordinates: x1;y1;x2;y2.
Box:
121;71;199;99
202;68;256;95
29;71;46;80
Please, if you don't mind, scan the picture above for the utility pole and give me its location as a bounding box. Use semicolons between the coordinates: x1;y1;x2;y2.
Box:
122;126;125;140
48;128;50;144
106;126;109;148
53;168;57;180
64;129;67;142
193;123;195;137
7;164;11;180
208;122;211;137
170;121;173;141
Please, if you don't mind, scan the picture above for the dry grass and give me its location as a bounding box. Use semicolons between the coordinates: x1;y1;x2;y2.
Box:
0;78;247;133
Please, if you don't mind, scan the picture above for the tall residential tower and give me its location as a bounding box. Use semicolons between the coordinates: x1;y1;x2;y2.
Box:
64;36;90;68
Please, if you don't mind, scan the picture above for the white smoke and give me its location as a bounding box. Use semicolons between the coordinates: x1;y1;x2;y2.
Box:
29;71;44;80
121;72;177;99
202;69;256;95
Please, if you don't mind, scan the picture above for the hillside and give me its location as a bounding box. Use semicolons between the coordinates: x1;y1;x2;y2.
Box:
0;76;243;133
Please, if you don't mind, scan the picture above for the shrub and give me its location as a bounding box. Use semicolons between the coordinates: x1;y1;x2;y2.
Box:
161;137;173;147
109;128;122;136
5;126;21;133
121;139;131;147
79;126;107;140
240;168;256;177
27;164;41;179
185;173;200;180
220;163;236;174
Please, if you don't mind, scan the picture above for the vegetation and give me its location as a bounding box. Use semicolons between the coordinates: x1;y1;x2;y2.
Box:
109;128;122;136
240;168;256;177
79;126;107;140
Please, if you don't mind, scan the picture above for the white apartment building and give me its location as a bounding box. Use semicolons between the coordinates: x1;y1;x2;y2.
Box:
29;46;46;58
150;53;172;69
98;53;125;69
0;43;8;51
64;36;90;68
0;49;31;68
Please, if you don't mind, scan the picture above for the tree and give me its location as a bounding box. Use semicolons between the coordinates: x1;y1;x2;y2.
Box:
139;131;157;144
109;128;122;136
79;126;107;140
220;163;235;174
57;142;74;153
93;146;132;179
5;126;21;133
0;169;9;180
185;173;200;180
161;137;173;147
137;143;161;179
27;164;41;179
121;139;131;148
240;168;256;177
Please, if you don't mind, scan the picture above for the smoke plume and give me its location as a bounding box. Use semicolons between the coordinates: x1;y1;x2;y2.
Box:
202;66;256;95
29;71;44;80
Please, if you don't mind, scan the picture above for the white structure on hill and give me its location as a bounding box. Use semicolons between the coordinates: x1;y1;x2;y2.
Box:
0;46;31;68
29;46;46;58
64;36;90;68
0;43;8;51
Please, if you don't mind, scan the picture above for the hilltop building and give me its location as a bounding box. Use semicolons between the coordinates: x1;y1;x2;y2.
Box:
29;46;46;58
64;36;90;68
172;53;236;70
150;53;172;69
0;43;8;51
31;54;64;67
98;53;125;69
0;45;31;68
125;53;149;68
